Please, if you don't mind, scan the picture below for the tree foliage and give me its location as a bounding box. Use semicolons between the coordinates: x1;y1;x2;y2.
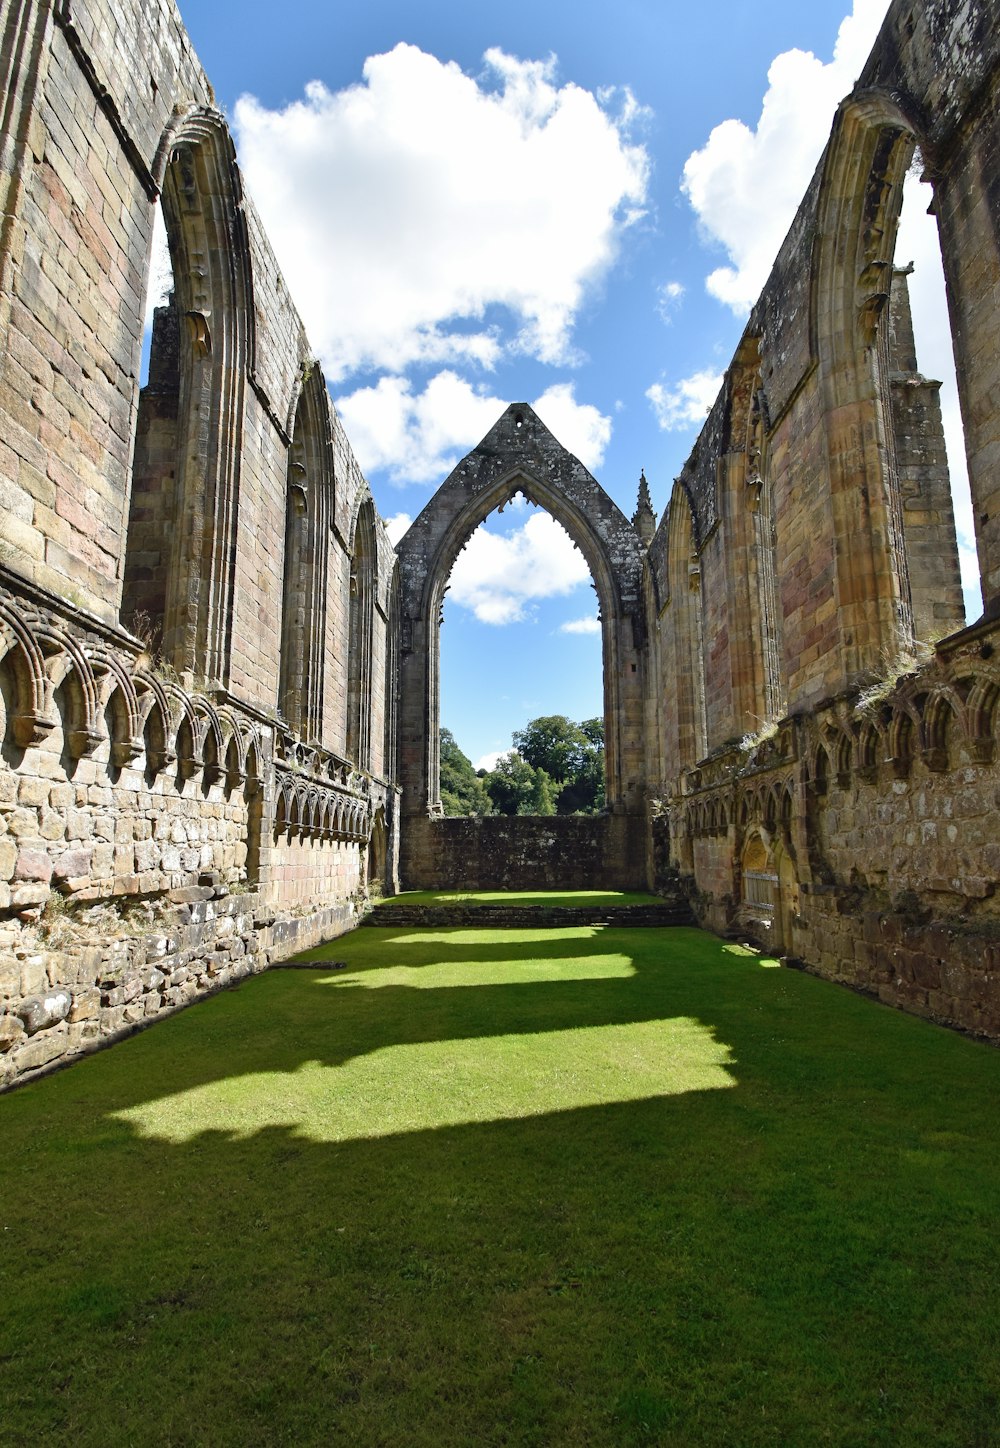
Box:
439;728;491;817
443;715;604;818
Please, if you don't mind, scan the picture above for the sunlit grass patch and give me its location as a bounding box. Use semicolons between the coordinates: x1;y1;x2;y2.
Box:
113;1017;736;1144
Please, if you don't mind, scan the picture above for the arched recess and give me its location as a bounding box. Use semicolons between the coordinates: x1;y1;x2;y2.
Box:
665;483;706;772
724;337;784;732
367;806;387;888
383;569;401;783
279;366;335;741
123;107;254;691
394;404;647;823
347;497;377;772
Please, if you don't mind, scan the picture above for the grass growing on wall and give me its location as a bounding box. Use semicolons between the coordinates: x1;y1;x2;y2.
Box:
1;924;999;1445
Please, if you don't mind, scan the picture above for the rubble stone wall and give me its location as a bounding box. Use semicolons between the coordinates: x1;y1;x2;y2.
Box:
403;815;648;893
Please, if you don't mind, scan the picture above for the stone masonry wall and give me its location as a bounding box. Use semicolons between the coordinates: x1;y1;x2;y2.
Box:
673;619;1000;1038
404;815;648;893
0;1;400;1088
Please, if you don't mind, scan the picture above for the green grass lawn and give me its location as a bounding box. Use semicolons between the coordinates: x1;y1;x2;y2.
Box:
2;924;999;1445
375;889;664;908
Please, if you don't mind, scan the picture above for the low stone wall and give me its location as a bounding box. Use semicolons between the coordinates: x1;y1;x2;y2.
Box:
400;814;648;892
791;892;1000;1038
364;900;692;930
0;886;371;1088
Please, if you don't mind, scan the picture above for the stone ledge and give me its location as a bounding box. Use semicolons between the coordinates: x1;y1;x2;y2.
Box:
363;902;694;929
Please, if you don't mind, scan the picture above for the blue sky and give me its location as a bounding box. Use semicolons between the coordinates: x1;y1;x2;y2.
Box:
162;0;978;768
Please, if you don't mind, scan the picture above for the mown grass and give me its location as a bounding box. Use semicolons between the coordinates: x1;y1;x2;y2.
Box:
1;923;999;1446
375;888;663;909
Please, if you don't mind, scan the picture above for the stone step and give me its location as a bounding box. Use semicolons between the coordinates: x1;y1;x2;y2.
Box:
363;901;694;930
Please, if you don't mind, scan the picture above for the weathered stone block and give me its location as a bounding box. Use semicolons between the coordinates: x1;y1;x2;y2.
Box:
0;1015;27;1052
68;987;101;1022
16;1027;69;1072
53;847;93;884
17;989;72;1035
14;849;52;884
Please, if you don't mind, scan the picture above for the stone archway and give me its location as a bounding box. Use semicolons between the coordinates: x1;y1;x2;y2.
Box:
394;403;649;889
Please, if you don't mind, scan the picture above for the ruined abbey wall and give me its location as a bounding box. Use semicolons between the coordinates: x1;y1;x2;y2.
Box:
0;0;400;1086
2;0;1000;1087
650;0;1000;1039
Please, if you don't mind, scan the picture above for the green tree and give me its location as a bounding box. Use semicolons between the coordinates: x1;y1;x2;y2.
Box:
508;714;605;814
484;751;537;816
512;715;588;781
439;728;491;816
557;716;605;814
523;767;557;816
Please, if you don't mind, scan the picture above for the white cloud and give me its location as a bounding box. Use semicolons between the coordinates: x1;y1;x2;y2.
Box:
447;511;590;624
336;372;611;485
681;0;890;314
656;280;685;323
531;383;611;472
382;512;412;546
234;45;648;382
474;750;505;772
646;369;723;431
559;616;601;635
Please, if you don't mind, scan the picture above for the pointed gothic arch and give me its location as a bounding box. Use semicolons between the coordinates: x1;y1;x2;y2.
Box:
123;107;254;690
347;496;377;772
665;483;707;771
280;365;335;741
394;404;648;875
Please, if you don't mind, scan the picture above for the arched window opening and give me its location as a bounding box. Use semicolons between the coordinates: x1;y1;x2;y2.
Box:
745;382;784;721
437;496;606;818
279;371;334;742
123;200;176;652
666;487;707;771
122;115;253;690
383;571;401;784
726;341;785;731
892;157;979;628
347;498;376;772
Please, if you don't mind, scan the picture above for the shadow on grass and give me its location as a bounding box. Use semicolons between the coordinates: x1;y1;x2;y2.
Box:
1;926;999;1445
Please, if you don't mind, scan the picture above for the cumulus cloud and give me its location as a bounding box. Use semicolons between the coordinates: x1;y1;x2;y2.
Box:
559;616;601;635
233;45;648;382
447;511;591;624
337;372;612;485
531;383;612;471
475;750;506;772
382;512;412;546
646;369;723;431
656;280;685;323
682;0;890;313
